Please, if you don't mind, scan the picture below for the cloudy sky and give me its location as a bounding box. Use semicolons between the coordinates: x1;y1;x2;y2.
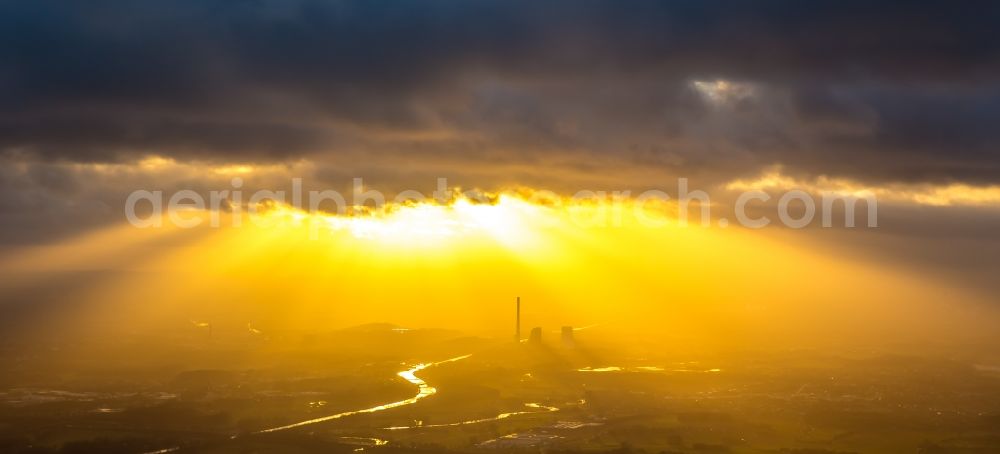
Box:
1;1;999;301
0;0;999;356
3;4;999;181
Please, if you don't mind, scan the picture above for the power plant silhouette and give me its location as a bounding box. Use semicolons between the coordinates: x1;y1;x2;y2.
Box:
514;296;574;348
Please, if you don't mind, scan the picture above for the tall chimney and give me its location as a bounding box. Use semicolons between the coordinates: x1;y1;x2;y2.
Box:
515;297;521;342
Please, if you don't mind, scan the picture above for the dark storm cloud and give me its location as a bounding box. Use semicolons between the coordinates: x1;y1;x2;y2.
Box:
0;0;999;183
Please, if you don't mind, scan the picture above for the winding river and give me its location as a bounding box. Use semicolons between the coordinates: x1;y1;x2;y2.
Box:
145;353;564;453
255;354;472;434
142;354;471;454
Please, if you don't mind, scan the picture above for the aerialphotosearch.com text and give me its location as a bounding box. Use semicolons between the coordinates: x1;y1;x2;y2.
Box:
124;177;877;232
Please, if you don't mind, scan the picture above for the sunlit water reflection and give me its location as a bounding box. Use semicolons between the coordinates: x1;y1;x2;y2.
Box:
143;355;470;454
255;354;471;434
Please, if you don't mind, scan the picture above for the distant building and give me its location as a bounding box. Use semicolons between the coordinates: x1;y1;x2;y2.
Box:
561;326;575;348
529;327;542;344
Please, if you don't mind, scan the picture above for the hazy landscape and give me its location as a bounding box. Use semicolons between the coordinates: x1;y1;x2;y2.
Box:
2;320;999;454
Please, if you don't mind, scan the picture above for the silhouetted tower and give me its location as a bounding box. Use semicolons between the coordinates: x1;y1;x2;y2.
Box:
515;297;521;342
529;327;542;344
561;326;575;348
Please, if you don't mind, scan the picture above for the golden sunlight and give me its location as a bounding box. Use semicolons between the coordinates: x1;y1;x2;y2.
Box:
3;191;991;349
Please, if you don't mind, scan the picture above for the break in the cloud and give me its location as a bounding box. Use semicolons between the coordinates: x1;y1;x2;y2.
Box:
0;1;996;310
1;0;999;248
